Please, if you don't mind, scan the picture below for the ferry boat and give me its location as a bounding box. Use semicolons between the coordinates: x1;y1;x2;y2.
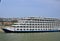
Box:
2;17;60;33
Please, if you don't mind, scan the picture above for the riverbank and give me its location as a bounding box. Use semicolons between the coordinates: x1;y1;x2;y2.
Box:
0;29;4;32
0;26;4;32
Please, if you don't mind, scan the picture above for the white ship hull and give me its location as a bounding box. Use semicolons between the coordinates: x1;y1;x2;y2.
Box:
2;29;60;33
2;27;60;33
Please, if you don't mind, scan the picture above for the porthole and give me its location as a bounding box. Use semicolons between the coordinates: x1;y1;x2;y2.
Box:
38;29;40;30
20;29;22;31
30;29;31;30
17;29;19;30
38;26;39;28
35;29;37;30
41;29;42;30
27;29;28;30
32;29;34;30
24;29;25;30
46;29;47;30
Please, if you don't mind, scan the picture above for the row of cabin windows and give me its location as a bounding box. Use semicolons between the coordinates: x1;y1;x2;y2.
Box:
20;19;55;21
25;21;55;23
13;26;52;28
17;29;51;31
20;23;54;25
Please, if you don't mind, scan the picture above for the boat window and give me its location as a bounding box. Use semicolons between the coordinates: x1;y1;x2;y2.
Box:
33;26;34;28
38;24;39;25
30;26;31;28
38;29;40;30
41;29;42;30
27;29;29;30
20;29;22;31
30;29;31;30
46;29;47;30
46;26;47;28
26;26;28;28
35;26;37;28
24;29;25;30
32;29;34;30
38;26;39;28
17;29;19;30
17;26;19;27
43;29;45;30
35;29;37;30
41;26;42;28
48;29;51;30
30;29;34;30
20;26;22;27
23;26;25;28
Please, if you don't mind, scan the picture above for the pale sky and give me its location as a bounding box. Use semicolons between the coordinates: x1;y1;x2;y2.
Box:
0;0;60;18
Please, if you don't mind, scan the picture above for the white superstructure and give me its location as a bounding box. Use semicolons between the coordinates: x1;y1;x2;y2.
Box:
2;17;60;33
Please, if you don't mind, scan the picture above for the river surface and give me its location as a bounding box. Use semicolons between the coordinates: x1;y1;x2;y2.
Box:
0;32;60;41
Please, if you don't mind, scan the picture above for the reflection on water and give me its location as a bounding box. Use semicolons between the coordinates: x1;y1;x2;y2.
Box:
0;32;60;41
